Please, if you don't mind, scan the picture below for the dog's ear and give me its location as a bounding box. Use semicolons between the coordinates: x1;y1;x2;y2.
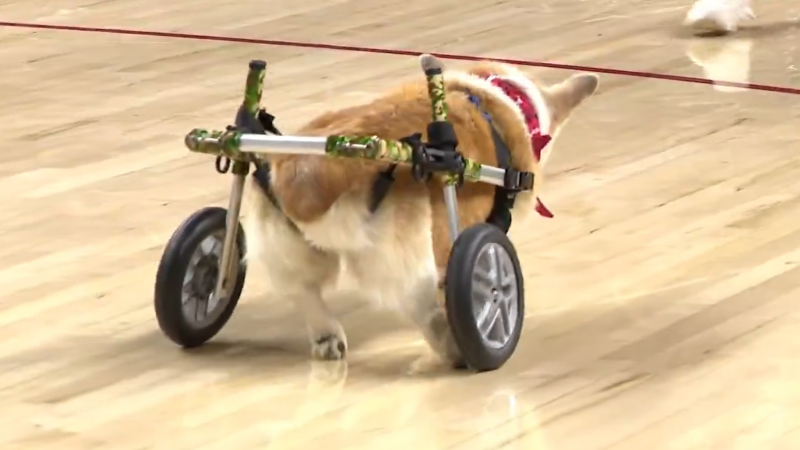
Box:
546;73;599;126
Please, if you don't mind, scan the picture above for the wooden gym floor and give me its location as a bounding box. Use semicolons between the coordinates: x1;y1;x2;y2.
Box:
2;0;800;448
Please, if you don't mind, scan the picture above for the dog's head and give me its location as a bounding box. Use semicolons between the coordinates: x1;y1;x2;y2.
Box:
462;62;599;167
443;61;598;219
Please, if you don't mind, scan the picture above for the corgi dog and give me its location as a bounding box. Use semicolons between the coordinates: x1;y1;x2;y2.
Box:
242;58;599;366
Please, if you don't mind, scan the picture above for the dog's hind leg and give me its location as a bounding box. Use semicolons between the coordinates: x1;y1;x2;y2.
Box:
345;243;463;366
243;184;346;361
402;274;465;368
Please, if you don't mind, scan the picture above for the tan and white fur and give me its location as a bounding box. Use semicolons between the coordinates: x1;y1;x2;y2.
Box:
242;58;599;365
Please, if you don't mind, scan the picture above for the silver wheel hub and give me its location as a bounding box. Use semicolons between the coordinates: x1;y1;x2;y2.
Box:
180;231;239;328
471;242;519;349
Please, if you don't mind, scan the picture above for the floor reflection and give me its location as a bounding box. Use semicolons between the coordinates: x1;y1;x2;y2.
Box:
687;37;754;92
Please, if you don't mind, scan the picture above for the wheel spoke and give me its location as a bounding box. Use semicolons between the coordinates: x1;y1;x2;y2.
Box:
480;305;502;336
470;241;520;349
181;280;194;305
194;296;208;321
211;240;223;258
487;245;502;285
496;300;512;340
499;261;516;288
207;291;221;313
181;251;202;307
476;300;495;330
200;236;220;256
473;267;495;296
185;251;201;278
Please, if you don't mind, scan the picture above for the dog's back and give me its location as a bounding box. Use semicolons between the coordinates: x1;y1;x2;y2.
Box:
264;78;501;255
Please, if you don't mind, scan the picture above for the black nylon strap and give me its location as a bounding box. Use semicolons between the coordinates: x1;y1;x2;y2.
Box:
466;93;516;233
368;164;398;213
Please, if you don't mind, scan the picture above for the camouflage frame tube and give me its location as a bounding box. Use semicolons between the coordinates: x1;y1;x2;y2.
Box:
324;135;415;163
443;158;484;185
184;128;246;161
425;69;447;122
425;70;448;122
187;131;416;165
184;129;522;188
419;54;449;122
184;129;226;156
243;60;267;116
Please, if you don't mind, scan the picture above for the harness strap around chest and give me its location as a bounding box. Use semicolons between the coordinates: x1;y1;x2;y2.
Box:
249;111;290;219
467;93;517;233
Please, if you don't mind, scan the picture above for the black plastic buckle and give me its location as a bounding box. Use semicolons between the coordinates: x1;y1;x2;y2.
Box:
257;110;282;135
233;104;283;136
504;169;534;192
402;128;467;185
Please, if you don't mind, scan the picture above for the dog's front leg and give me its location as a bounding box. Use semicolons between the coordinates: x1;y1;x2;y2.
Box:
290;286;348;361
268;253;345;361
243;192;347;360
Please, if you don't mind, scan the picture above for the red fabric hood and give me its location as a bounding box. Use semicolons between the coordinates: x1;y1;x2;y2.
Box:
483;75;553;218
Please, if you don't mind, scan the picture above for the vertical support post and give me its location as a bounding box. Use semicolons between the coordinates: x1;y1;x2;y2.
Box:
442;187;460;243
210;161;249;311
420;54;460;243
244;60;267;116
209;60;266;312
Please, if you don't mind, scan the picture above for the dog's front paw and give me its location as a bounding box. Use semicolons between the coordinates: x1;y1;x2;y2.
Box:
311;333;348;361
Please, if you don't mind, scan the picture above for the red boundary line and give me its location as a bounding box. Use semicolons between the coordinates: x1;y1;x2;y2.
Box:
2;20;799;96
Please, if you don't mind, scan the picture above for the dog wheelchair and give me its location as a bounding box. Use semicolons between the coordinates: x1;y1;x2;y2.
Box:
154;55;536;372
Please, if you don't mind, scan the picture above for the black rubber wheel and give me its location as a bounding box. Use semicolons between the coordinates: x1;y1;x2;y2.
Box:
445;223;524;372
154;206;247;348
